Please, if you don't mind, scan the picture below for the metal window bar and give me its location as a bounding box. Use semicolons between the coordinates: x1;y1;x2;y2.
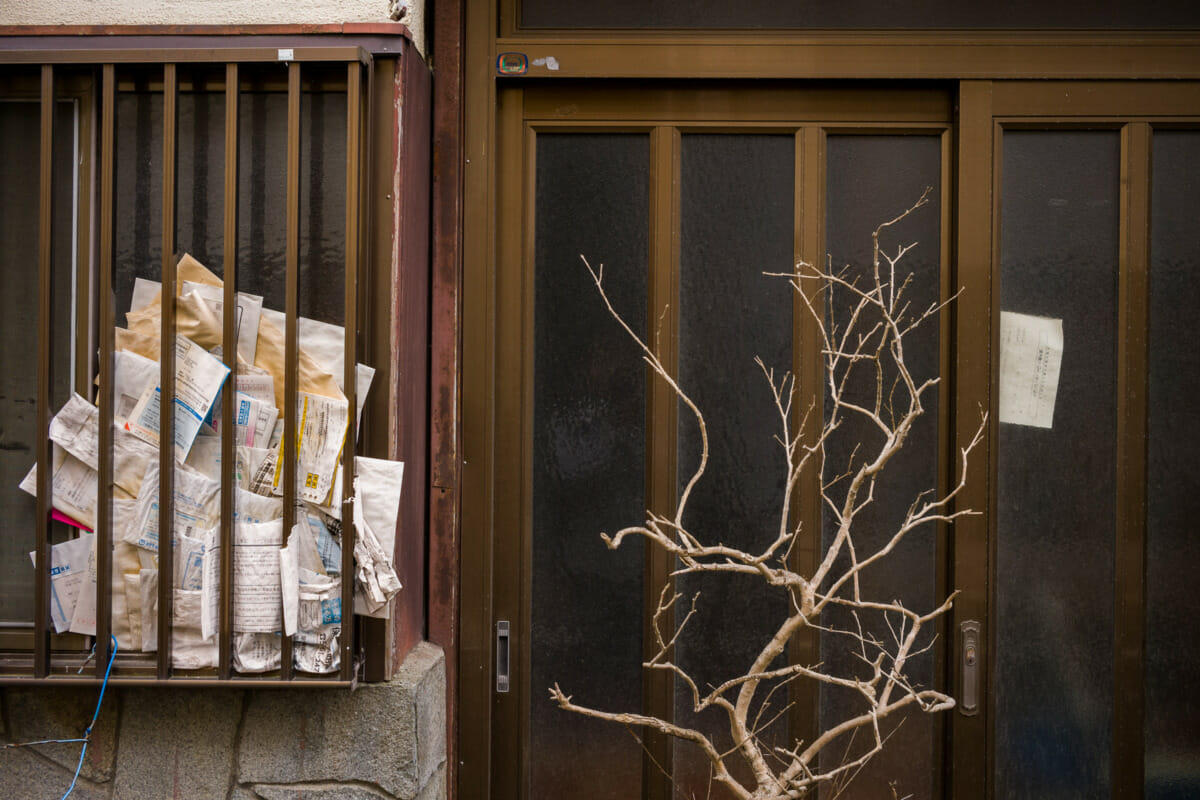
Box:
33;63;55;680
5;48;374;686
95;63;117;680
158;61;178;678
219;61;239;681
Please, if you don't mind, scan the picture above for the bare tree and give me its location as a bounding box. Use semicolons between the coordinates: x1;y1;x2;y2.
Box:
550;190;986;800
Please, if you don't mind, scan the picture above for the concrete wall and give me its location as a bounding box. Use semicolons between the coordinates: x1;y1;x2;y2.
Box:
0;0;428;57
0;642;445;800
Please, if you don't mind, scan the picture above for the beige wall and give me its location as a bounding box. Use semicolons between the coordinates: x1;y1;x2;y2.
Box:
1;0;427;56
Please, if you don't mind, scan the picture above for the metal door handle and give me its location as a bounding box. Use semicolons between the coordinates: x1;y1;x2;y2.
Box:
496;620;510;693
960;620;980;716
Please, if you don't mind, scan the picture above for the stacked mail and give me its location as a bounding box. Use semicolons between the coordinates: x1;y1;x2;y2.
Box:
22;254;404;674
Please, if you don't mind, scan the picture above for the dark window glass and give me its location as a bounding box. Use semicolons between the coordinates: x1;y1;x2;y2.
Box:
531;133;649;799
0;96;77;624
1145;130;1200;800
996;130;1119;800
115;67;346;326
818;134;942;800
674;134;794;798
521;0;1200;30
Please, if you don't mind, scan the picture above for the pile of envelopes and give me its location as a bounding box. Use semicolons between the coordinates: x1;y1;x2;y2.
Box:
22;254;404;674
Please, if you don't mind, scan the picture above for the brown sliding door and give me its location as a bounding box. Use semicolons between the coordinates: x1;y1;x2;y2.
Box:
489;84;960;800
474;77;1200;800
956;82;1200;800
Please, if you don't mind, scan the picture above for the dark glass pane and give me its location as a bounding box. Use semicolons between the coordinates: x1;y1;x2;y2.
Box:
115;77;163;313
237;75;347;324
532;133;648;799
522;0;1200;29
675;134;793;798
819;135;941;800
0;96;76;624
116;69;346;325
176;78;226;273
1146;130;1200;800
996;131;1119;800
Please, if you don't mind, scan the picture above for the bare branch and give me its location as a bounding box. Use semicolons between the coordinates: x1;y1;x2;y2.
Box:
557;196;979;799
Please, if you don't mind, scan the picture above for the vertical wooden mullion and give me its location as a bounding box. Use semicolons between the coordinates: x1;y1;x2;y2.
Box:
459;0;501;789
340;60;362;682
789;124;824;753
644;124;679;800
34;64;56;679
490;84;523;799
281;60;301;680
951;80;994;800
95;64;117;676
157;62;178;677
219;62;239;680
1113;120;1150;800
933;124;955;800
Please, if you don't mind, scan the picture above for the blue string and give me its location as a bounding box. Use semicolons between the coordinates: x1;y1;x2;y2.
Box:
60;636;118;800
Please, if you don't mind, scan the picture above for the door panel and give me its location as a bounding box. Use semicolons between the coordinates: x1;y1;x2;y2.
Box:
494;85;957;800
674;132;796;798
1145;130;1200;800
530;133;650;798
994;129;1121;800
820;133;945;800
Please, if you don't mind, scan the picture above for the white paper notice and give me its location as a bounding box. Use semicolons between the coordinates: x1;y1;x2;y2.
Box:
233;632;280;673
68;539;98;635
233;519;284;633
20;447;98;530
271;392;349;504
280;537;300;636
126;335;231;462
999;311;1064;429
201;530;220;641
181;280;264;365
123;460;221;554
28;534;94;633
114;350;160;422
47;392;158;498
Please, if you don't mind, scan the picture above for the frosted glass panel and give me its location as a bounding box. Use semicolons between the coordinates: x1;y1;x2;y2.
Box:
675;134;794;798
0;97;77;624
819;135;942;800
1145;130;1200;800
996;130;1118;800
531;134;648;799
114;70;347;326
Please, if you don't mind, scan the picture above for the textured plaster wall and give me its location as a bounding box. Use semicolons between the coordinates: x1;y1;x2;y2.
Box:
0;642;446;800
0;0;427;57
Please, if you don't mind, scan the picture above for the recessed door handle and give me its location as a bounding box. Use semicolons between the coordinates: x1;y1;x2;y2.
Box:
496;620;510;693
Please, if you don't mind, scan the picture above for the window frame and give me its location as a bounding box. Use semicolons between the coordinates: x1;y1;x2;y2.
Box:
0;38;415;687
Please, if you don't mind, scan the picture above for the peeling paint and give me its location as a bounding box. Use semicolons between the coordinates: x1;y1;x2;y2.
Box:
390;65;405;462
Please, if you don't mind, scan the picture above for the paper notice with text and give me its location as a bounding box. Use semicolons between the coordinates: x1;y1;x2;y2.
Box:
123;460;221;554
999;311;1064;429
126;335;231;463
271;392;349;504
20;447;99;530
28;534;94;633
233;519;284;633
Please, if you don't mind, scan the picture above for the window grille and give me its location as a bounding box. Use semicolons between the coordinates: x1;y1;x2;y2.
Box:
0;42;393;686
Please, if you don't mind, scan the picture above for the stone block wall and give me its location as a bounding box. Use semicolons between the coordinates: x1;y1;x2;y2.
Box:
0;642;445;800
